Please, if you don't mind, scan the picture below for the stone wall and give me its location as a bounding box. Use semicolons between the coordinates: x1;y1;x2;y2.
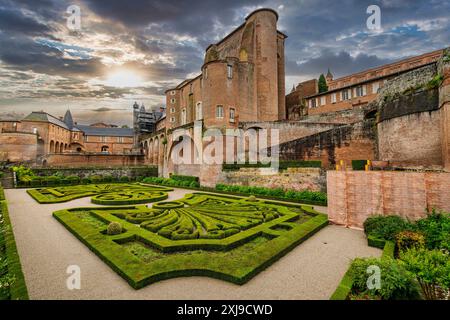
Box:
43;154;145;167
278;120;377;167
220;167;326;192
0;132;37;162
327;170;450;229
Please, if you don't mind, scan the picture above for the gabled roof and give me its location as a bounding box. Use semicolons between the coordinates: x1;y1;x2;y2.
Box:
22;111;69;130
75;125;134;137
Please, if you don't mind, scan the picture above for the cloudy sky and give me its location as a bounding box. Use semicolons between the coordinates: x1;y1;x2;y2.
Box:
0;0;449;126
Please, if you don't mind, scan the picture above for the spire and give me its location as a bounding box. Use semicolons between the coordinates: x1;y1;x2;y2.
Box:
291;84;296;93
63;109;74;129
133;101;139;109
326;68;333;81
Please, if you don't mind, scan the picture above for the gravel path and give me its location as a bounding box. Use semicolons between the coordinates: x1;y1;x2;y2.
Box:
5;187;379;300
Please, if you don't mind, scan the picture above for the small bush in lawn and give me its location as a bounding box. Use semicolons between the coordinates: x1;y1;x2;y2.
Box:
107;222;122;235
348;257;419;300
247;195;257;202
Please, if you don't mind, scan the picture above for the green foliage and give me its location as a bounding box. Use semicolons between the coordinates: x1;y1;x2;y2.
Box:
318;74;328;93
27;183;172;205
363;215;414;241
170;174;199;183
348;257;419;300
352;160;367;171
426;74;443;90
215;184;327;206
142;176;200;188
107;222;122;235
396;231;425;252
12;166;35;180
415;210;450;251
120;176;130;182
400;247;450;300
0;197;29;300
53;192;328;288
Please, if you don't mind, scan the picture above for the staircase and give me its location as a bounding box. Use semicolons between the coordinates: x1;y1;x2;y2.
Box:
0;170;14;189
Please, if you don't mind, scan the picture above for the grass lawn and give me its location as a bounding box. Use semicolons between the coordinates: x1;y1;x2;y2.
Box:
26;183;173;204
52;192;328;289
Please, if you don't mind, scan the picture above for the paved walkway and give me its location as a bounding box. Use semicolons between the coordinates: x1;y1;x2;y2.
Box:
5;187;379;300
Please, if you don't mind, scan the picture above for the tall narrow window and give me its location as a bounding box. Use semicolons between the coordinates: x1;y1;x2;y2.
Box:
227;65;233;79
216;105;224;118
181;108;187;125
204;67;208;79
320;96;326;106
331;93;337;103
196;102;203;120
229;108;235;122
372;82;380;93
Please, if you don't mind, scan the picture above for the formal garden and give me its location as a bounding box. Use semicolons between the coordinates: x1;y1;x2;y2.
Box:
0;165;448;300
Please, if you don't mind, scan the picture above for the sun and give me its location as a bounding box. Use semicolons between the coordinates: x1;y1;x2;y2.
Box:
105;70;143;88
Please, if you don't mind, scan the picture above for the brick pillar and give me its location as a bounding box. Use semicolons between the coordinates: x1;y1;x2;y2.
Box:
439;49;450;171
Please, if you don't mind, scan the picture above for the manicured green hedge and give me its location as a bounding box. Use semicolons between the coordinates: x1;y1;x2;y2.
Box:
53;192;328;288
0;194;29;300
142;176;200;188
91;191;168;205
222;160;322;171
216;184;327;206
330;240;395;300
170;174;199;183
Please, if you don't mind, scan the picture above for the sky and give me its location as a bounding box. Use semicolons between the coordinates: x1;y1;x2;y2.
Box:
0;0;449;126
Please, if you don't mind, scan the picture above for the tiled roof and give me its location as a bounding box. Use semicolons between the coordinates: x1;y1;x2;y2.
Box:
75;125;134;137
22;112;69;129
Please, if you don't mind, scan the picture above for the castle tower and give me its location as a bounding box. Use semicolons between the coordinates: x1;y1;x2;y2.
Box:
326;68;333;84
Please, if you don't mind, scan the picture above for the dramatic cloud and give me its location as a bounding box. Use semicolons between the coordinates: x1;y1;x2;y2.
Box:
0;0;448;126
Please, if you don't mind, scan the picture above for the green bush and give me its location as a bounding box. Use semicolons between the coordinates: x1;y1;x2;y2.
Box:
396;231;425;253
415;210;450;251
222;160;322;171
170;174;199;183
81;177;91;185
120;176;130;183
348;257;419;300
400;247;450;300
363;215;414;241
103;175;113;183
107;222;122;235
90;175;103;184
67;176;80;185
352;160;367;171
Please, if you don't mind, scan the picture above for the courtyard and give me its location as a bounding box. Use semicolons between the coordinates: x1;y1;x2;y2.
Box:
4;185;380;300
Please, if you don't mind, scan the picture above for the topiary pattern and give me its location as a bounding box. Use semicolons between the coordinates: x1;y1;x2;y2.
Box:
107;222;122;235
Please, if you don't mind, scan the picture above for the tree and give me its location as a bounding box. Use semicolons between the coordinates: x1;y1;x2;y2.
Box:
121;125;129;128
318;74;328;93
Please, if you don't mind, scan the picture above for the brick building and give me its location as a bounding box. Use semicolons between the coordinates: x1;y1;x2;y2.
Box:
0;110;134;163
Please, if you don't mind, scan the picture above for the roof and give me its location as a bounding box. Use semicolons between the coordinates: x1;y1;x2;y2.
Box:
75;125;134;137
22;111;69;130
63;110;74;129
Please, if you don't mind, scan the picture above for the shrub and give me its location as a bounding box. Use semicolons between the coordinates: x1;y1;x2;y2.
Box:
90;175;103;184
189;181;200;188
396;231;425;253
348;257;419;300
81;177;91;185
400;247;450;300
415;210;450;251
106;222;122;235
170;174;199;183
247;195;257;202
363;215;414;241
120;176;130;183
67;176;80;185
103;175;113;183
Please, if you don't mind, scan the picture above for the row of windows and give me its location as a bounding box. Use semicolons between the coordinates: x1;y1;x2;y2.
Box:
169;105;235;124
84;136;126;143
308;82;381;108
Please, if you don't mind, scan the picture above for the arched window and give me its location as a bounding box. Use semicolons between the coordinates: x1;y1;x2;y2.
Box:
181;108;187;125
101;146;109;153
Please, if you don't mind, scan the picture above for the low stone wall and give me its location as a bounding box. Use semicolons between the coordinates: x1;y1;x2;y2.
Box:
43;154;145;167
220;167;326;192
327;170;450;229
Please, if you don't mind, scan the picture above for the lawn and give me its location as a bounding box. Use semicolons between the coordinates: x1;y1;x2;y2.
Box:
52;192;328;289
27;183;173;204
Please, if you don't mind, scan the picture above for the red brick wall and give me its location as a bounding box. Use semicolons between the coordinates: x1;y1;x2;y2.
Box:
45;154;145;167
327;171;450;229
0;132;37;162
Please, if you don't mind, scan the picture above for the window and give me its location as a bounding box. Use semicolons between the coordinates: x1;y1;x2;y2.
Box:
170;117;175;123
331;93;337;103
342;89;351;100
170;107;175;113
33;127;38;134
229;108;235;122
309;99;316;108
372;82;380;93
181;108;187;125
216;105;224;118
355;85;365;97
227;65;233;79
190;83;193;93
170;98;176;104
170;90;176;95
204;67;208;79
118;137;123;143
101;136;106;142
320;96;326;106
195;102;203;120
